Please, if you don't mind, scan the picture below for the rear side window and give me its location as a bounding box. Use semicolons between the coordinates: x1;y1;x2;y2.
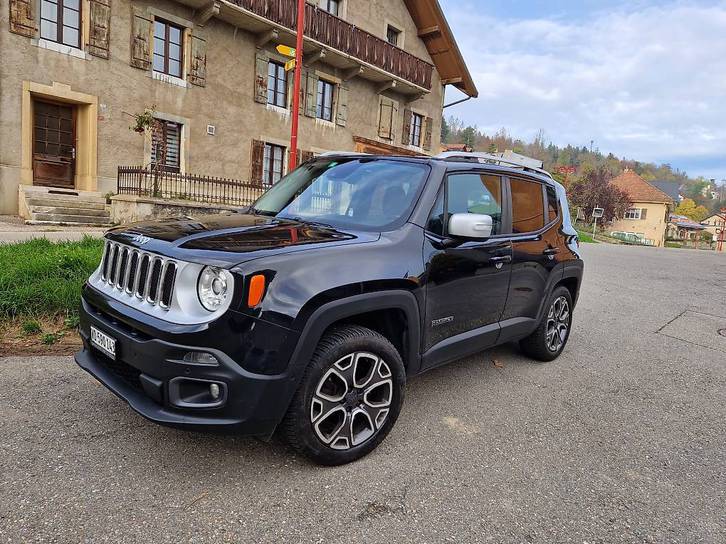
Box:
446;174;503;236
510;178;545;234
546;185;559;223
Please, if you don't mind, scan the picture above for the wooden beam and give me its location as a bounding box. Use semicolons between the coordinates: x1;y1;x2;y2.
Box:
342;66;364;81
441;77;463;85
406;92;426;104
417;25;440;38
255;28;278;47
305;48;327;66
376;80;397;94
197;1;220;25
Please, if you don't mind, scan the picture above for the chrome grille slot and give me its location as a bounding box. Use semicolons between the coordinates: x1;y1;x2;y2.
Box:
99;241;177;311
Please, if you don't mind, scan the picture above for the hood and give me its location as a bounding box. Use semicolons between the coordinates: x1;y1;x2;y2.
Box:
105;212;380;267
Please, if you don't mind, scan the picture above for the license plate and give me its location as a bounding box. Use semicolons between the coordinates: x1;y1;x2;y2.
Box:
90;326;116;359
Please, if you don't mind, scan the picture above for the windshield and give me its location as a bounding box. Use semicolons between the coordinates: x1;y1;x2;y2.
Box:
252;158;431;231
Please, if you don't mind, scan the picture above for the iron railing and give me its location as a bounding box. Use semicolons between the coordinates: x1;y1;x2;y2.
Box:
117;166;269;207
229;0;434;90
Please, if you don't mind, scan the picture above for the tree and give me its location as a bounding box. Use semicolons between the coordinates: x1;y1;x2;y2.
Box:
675;198;709;222
487;143;498;154
569;167;632;225
461;126;478;148
440;117;450;144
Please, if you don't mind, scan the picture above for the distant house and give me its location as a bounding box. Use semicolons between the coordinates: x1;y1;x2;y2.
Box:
609;169;675;247
667;214;705;241
441;143;474;153
702;212;726;239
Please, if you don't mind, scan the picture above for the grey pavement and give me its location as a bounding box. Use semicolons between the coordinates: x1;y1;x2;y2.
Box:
1;244;725;543
0;215;107;243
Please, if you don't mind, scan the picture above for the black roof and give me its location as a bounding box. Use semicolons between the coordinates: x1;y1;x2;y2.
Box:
650;181;681;201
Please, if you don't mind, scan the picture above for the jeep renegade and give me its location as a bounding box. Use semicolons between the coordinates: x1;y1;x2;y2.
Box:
76;153;583;465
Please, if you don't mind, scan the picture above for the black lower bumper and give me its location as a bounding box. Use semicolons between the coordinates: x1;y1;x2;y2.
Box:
75;290;300;437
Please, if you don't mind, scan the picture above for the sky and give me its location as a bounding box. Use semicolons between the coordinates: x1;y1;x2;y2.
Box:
438;0;726;182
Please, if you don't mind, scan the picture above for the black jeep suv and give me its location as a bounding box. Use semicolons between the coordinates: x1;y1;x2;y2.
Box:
76;153;583;465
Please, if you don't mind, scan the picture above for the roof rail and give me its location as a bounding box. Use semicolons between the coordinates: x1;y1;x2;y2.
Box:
435;151;554;180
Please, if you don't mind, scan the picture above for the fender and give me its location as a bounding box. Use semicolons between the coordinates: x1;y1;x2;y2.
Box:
287;290;422;377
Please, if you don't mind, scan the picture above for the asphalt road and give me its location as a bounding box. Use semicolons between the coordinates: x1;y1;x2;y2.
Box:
2;244;725;543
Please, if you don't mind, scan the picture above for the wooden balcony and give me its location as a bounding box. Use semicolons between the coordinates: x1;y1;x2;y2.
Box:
179;0;435;95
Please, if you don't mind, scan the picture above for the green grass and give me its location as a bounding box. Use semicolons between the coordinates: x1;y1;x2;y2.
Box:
576;229;598;244
0;237;104;319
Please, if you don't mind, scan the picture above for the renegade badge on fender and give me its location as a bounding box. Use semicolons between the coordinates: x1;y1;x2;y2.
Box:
76;152;583;465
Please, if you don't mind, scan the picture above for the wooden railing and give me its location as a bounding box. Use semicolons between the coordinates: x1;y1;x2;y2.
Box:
117;166;270;207
229;0;434;90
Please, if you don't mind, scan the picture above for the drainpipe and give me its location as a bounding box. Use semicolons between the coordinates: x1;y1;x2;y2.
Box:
443;95;473;109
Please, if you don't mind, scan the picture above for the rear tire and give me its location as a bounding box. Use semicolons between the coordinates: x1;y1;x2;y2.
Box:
519;286;573;362
281;325;405;466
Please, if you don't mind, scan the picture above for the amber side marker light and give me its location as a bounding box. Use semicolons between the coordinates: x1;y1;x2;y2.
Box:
248;274;266;308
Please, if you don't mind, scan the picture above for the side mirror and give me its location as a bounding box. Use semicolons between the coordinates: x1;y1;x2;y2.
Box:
448;213;493;239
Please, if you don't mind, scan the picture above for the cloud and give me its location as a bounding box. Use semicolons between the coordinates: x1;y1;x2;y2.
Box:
442;1;726;179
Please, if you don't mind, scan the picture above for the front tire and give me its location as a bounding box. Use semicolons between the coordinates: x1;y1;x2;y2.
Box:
281;325;406;466
519;286;573;362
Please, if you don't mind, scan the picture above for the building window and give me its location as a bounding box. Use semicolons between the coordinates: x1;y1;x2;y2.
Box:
40;0;81;48
624;208;647;220
263;143;285;185
316;80;335;122
409;112;423;147
153;19;184;78
151;120;182;172
320;0;340;16
387;25;401;47
267;61;288;108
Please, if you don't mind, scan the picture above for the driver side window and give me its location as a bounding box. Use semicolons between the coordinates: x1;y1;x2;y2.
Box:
440;173;503;236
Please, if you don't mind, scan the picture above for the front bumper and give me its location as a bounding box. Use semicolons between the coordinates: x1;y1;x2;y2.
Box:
75;286;300;436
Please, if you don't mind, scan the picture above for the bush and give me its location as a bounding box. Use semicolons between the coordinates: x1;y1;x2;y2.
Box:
0;237;104;319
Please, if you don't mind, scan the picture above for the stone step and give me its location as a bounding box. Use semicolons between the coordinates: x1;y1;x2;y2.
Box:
28;213;112;226
26;198;109;211
28;205;110;218
23;192;108;206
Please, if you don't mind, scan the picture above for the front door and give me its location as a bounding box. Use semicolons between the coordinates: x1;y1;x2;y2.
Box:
33;100;76;189
422;172;512;367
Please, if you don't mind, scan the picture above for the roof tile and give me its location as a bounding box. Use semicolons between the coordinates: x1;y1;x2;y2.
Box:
610;170;674;204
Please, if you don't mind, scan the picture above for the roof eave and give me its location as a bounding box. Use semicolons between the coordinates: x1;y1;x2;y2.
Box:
404;0;479;98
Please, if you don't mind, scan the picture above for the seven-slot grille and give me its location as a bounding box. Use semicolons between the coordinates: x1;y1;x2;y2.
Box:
100;241;177;309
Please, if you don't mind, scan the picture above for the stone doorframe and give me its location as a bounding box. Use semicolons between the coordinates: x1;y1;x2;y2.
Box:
21;81;98;192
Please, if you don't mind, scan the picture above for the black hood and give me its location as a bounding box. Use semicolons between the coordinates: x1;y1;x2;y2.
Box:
105;212;380;267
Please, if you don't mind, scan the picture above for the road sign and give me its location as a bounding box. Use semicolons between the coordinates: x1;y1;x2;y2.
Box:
592;207;604;219
284;59;296;72
276;45;296;57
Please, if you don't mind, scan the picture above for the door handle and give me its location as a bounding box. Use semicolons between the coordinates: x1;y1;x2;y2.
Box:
543;248;560;256
489;255;512;264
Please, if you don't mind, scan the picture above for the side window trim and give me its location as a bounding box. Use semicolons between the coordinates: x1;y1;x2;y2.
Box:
543;183;560;226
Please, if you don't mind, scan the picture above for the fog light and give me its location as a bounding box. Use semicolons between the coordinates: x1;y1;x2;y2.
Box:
183;352;219;366
210;383;221;400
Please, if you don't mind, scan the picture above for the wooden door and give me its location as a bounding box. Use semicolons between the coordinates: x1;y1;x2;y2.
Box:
33;100;76;188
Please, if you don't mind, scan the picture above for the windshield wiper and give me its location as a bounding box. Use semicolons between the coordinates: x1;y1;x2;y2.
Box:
282;216;336;229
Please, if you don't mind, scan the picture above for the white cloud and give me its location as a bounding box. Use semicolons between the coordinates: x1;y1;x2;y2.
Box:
444;1;726;178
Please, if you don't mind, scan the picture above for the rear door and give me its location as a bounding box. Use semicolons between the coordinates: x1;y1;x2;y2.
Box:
499;176;564;340
422;172;512;362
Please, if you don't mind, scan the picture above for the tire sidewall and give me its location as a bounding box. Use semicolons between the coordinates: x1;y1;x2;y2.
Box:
545;286;574;356
290;330;406;466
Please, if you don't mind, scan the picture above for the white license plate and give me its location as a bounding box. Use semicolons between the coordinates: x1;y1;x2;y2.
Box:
90;326;116;359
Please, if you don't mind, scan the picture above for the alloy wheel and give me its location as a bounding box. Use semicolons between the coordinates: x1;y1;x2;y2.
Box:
546;296;570;353
310;352;393;451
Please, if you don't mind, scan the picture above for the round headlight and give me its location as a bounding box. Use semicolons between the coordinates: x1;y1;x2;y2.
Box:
197;267;230;312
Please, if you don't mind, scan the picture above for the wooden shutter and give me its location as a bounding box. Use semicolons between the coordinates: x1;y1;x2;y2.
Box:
88;0;111;58
130;9;152;70
305;72;318;117
423;116;433;150
254;50;269;103
378;98;396;140
401;109;412;146
9;0;37;37
287;148;302;172
189;34;207;87
250;140;265;185
335;85;349;127
640;208;648;220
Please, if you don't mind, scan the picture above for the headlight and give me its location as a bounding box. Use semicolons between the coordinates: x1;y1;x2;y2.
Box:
197;267;231;312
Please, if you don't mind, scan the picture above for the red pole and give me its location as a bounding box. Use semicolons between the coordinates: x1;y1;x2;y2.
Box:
290;0;305;168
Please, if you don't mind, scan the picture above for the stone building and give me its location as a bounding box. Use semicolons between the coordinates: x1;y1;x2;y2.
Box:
0;0;477;220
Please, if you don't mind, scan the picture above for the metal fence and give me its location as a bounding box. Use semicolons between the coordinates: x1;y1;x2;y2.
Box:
117;166;270;207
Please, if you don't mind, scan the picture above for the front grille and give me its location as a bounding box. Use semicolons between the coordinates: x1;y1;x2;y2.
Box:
100;241;177;309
